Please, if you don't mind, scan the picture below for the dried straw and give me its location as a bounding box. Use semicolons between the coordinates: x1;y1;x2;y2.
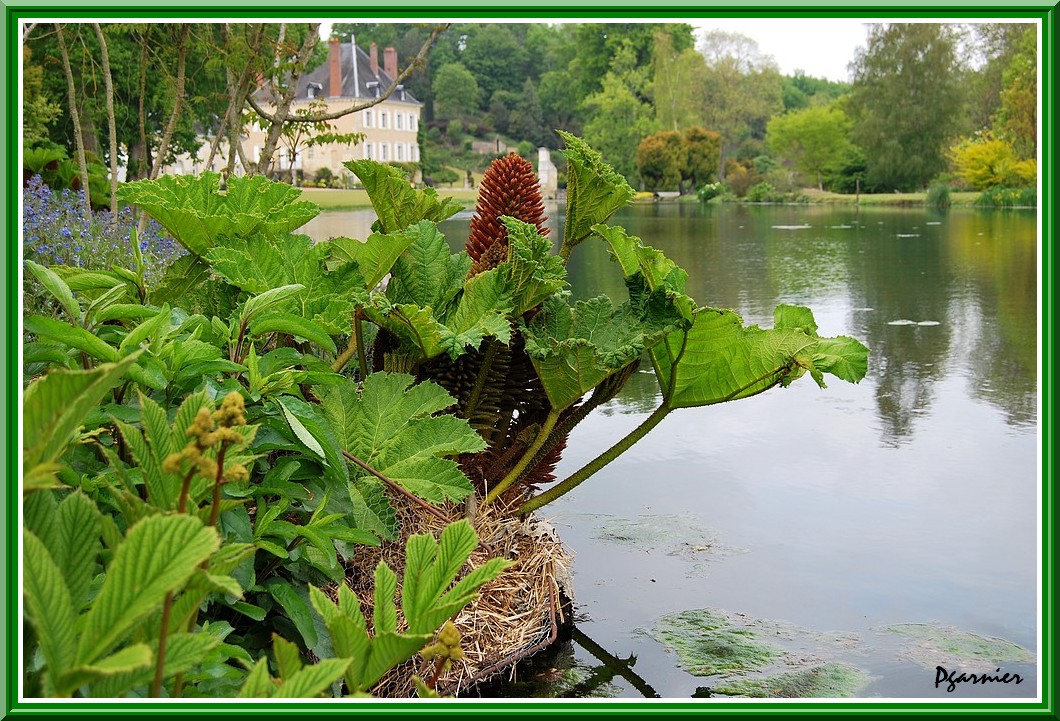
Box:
334;490;574;697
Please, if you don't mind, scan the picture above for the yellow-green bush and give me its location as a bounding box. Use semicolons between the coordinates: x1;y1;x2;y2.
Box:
948;134;1036;191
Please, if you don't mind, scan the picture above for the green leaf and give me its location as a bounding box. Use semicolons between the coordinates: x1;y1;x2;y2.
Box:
384;221;469;310
327;229;417;289
59;644;153;693
23;530;78;685
249;312;337;354
650;304;870;409
345;160;461;234
272;634;304;680
24;315;120;363
238;658;276;698
522;291;686;410
118;171;319;256
373;561;399;635
277;397;325;458
149;255;214;307
591;224;688;297
499;217;568;315
117;303;172;355
347;477;399;542
275;395;348;484
92;303;159;325
56;491;101;611
23;354;141;469
275;658;351;698
401;520;512;635
88;632;222;697
321;374;484;505
558;131;635;257
26;260;80;322
77;514;219;665
265;580;318;649
207;233;365;334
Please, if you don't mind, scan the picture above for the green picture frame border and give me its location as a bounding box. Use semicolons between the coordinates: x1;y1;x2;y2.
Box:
2;2;1053;715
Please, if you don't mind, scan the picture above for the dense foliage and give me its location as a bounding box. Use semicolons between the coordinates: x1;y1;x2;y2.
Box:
22;135;868;697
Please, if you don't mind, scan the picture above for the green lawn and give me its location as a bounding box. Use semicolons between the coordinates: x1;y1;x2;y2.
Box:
800;189;981;206
299;186;482;211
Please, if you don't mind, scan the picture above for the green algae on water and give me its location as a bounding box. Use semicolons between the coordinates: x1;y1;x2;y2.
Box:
713;663;871;698
882;623;1036;669
653;609;780;676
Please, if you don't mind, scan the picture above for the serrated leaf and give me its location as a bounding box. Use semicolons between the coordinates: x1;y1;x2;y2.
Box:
321;375;484;505
118;171;319;256
347;477;399;541
277;397;325;459
23;354;141;468
327;229;417;289
26;260;81;322
523;290;686;410
24;316;120;363
275;658;351;698
384;221;469;310
59;644;153;693
77;514;219;665
83;285;133;328
271;633;304;680
56;491;101;611
149;255;214;307
650;304;870;409
238;658;276;698
373;561;399;635
207;233;364;335
249;312;337;354
23;530;78;684
117;304;172;356
88;632;221;697
591;223;688;296
499;217;568;314
345;160;461;234
558;131;635;257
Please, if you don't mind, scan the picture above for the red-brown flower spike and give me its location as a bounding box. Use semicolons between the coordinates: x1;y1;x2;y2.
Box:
466;153;549;271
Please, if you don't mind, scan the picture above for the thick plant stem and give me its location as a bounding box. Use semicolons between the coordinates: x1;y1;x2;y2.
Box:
484;407;562;505
518;402;672;515
354;311;369;379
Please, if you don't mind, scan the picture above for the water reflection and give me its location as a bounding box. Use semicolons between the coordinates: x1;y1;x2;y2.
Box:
307;203;1038;441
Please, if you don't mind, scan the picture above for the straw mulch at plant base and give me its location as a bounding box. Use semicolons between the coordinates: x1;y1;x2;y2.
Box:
333;489;575;697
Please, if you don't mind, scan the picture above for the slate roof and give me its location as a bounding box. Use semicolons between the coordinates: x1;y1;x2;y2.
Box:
297;43;421;105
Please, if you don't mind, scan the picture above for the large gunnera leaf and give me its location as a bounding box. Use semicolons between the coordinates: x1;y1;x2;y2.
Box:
366;222;514;362
206;232;367;334
522;288;687;410
345;160;462;234
321;374;486;505
499;217;568;315
117;172;318;256
651;304;869;409
557;131;635;257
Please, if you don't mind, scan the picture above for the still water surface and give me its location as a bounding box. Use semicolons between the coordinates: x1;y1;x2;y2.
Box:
305;203;1039;699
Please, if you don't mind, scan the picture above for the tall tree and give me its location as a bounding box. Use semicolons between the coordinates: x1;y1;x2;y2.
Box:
652;28;707;132
432;62;482;122
766;104;853;190
580;42;655;183
636;130;685;190
510;78;548;146
21;46;61;148
847;23;964;191
696;30;783;177
993;25;1036;159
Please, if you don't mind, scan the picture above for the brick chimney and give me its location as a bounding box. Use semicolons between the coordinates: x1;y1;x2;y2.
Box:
384;46;398;82
369;42;379;76
328;37;342;97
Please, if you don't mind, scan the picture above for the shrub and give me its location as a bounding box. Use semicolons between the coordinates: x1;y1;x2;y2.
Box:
948;134;1037;190
975;186;1037;208
925;182;951;209
696;182;724;203
745;182;779;203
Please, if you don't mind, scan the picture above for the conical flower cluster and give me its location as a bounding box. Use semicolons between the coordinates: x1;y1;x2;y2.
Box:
466;153;548;276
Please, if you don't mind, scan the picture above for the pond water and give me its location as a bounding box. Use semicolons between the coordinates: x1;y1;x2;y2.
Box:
304;202;1040;700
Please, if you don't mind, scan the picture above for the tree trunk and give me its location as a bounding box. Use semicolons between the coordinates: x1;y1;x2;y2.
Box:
137;27;150;180
150;25;191;179
55;24;92;221
92;23;119;217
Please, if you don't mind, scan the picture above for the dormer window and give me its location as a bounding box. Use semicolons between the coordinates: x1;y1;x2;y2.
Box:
307;82;323;99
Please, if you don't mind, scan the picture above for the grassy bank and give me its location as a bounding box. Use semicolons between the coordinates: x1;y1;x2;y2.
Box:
799;189;981;206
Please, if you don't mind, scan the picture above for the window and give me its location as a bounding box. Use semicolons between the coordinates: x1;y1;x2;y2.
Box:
412;145;419;162
381;112;389;129
364;143;373;160
410;115;417;131
363;110;373;128
397;113;403;130
381;143;389;161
